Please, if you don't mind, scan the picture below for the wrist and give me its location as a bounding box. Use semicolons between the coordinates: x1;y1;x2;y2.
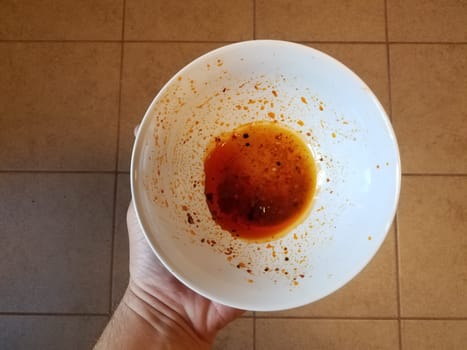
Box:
123;281;211;349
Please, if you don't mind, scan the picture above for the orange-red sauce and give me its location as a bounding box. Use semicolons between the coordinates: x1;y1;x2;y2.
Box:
204;121;316;242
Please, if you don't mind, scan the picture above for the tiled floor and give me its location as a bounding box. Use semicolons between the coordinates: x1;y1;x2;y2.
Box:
0;1;466;349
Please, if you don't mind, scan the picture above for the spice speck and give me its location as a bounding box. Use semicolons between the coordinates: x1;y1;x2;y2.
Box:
187;213;194;225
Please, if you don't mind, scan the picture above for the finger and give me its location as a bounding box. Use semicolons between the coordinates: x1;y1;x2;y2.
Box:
134;124;140;137
127;201;155;255
127;200;144;241
127;200;141;236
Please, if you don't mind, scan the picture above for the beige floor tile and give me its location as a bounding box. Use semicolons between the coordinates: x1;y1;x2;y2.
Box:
118;42;223;171
0;43;121;171
398;176;467;317
213;318;253;350
256;319;399;350
402;320;467;350
112;174;131;310
0;0;123;40
311;44;390;112
259;226;397;318
390;45;467;174
0;315;108;350
256;0;385;41
0;173;114;313
387;0;467;42
125;0;253;41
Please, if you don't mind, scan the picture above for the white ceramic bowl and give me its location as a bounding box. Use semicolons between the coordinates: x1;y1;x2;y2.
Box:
131;40;401;311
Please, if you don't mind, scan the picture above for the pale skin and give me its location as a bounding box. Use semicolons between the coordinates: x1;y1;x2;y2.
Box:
94;202;244;349
95;127;243;349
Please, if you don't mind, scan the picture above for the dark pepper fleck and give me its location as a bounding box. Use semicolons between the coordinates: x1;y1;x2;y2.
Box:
187;213;194;225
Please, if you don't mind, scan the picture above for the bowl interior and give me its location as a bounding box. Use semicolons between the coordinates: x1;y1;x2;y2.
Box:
131;40;400;311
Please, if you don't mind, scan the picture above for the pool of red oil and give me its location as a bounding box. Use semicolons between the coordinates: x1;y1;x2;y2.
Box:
204;121;317;242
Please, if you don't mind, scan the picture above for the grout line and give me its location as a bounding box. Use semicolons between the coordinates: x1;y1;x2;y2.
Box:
1;39;467;44
389;41;467;45
289;41;388;45
400;317;467;321
394;215;403;350
400;319;405;350
108;0;127;315
402;173;467;177
108;174;119;314
0;170;131;174
252;311;256;350
0;170;117;174
118;40;237;44
0;39;121;43
252;316;467;321
384;0;391;44
0;39;239;44
384;13;393;122
115;0;126;173
384;2;402;349
254;316;398;320
121;0;126;42
252;0;256;39
0;312;109;317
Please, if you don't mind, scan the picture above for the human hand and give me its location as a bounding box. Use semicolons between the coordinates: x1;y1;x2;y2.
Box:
126;201;244;344
123;125;243;346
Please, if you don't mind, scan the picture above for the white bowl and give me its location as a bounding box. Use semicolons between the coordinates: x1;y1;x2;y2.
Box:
131;40;401;311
